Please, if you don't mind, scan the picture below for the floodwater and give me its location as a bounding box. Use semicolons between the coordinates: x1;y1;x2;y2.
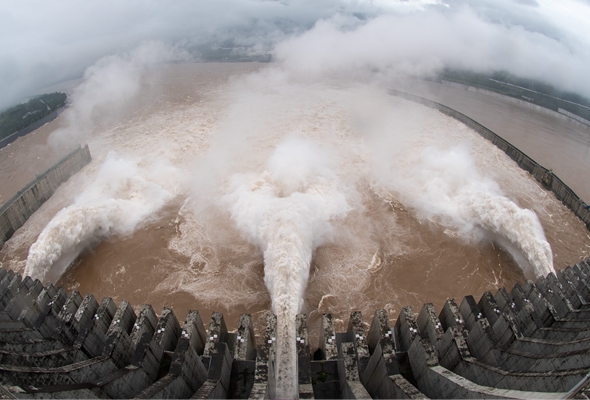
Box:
399;79;590;204
1;62;589;345
0;120;72;206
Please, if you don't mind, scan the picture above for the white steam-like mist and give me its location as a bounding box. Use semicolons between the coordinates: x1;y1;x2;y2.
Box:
13;53;560;393
2;0;590;109
24;152;177;282
384;145;554;278
275;5;590;95
167;78;555;390
23;43;187;284
222;137;350;397
48;41;189;150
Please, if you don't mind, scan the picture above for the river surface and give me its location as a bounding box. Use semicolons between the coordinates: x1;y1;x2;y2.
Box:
1;62;589;344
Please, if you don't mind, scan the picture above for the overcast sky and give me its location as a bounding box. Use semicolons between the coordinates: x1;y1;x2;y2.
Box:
1;0;589;109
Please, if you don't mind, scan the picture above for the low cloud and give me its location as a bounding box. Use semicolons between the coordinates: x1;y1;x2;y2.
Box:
275;3;590;96
1;0;589;109
0;0;372;108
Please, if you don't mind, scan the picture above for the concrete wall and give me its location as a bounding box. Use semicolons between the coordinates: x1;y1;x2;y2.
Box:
441;80;590;131
0;145;91;248
4;258;590;398
390;89;590;231
558;107;590;126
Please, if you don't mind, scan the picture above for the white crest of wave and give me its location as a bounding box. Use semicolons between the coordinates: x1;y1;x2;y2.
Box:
24;152;177;283
461;189;554;277
222;136;351;398
393;145;554;278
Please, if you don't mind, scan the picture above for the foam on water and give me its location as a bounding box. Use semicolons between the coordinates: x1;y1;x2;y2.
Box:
24;152;177;282
222;137;351;396
461;188;554;277
382;145;554;278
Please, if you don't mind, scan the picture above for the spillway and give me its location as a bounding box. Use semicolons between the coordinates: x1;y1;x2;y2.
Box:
1;62;590;398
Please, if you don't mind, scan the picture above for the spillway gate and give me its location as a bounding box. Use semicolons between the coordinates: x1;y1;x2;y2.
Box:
3;260;590;398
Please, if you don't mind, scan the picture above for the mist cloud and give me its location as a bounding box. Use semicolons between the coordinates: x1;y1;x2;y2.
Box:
0;0;372;109
46;41;188;150
24;151;179;283
2;0;589;109
385;144;554;278
275;2;590;96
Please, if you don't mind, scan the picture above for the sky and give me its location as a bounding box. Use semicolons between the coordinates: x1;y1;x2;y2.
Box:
1;0;590;109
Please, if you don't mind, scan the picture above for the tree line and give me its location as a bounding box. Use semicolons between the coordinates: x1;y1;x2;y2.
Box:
0;92;67;141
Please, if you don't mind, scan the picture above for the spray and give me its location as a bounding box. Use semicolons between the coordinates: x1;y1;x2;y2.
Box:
222;136;351;397
385;145;554;278
25;152;177;283
459;188;554;278
15;69;559;390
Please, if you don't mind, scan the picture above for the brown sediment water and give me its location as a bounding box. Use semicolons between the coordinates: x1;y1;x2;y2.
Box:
0;119;72;207
398;79;590;204
1;62;589;346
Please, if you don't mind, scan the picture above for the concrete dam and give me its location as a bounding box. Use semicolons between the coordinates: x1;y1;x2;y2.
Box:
3;261;590;398
2;88;590;398
0;145;92;248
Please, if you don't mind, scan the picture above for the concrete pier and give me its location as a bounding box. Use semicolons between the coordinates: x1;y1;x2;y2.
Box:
2;262;590;398
0;145;92;248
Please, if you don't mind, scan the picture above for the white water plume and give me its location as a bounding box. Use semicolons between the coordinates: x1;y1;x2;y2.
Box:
390;145;554;278
24;152;177;283
48;41;189;151
222;136;351;398
462;189;554;278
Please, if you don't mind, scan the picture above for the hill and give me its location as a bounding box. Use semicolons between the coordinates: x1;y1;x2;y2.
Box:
0;93;67;141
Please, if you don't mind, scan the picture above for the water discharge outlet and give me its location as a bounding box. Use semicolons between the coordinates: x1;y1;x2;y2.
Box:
223;136;351;397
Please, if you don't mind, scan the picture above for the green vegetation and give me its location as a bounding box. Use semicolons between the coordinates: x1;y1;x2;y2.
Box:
439;69;590;122
0;92;67;141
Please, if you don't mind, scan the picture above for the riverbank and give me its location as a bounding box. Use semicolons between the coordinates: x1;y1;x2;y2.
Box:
0;104;68;150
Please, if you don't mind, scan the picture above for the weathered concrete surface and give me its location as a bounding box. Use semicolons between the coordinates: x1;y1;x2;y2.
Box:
233;314;256;362
319;313;338;361
0;145;91;248
3;259;590;398
249;313;276;399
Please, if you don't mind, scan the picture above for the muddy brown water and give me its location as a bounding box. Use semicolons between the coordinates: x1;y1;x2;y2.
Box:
1;63;589;345
398;79;590;204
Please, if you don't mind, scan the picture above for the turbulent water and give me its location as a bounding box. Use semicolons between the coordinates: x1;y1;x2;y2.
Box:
386;145;554;277
1;62;590;396
24;153;177;283
222;137;351;394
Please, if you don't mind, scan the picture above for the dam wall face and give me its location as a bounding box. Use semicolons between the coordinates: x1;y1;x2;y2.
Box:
391;89;590;231
0;145;92;248
2;260;590;398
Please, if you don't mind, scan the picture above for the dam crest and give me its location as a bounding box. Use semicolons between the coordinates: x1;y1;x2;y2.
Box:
2;262;590;398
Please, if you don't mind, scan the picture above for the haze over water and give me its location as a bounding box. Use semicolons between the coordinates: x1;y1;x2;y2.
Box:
2;1;590;394
1;61;590;396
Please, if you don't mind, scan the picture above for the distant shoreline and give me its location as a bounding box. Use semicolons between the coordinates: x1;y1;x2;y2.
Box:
0;104;68;150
